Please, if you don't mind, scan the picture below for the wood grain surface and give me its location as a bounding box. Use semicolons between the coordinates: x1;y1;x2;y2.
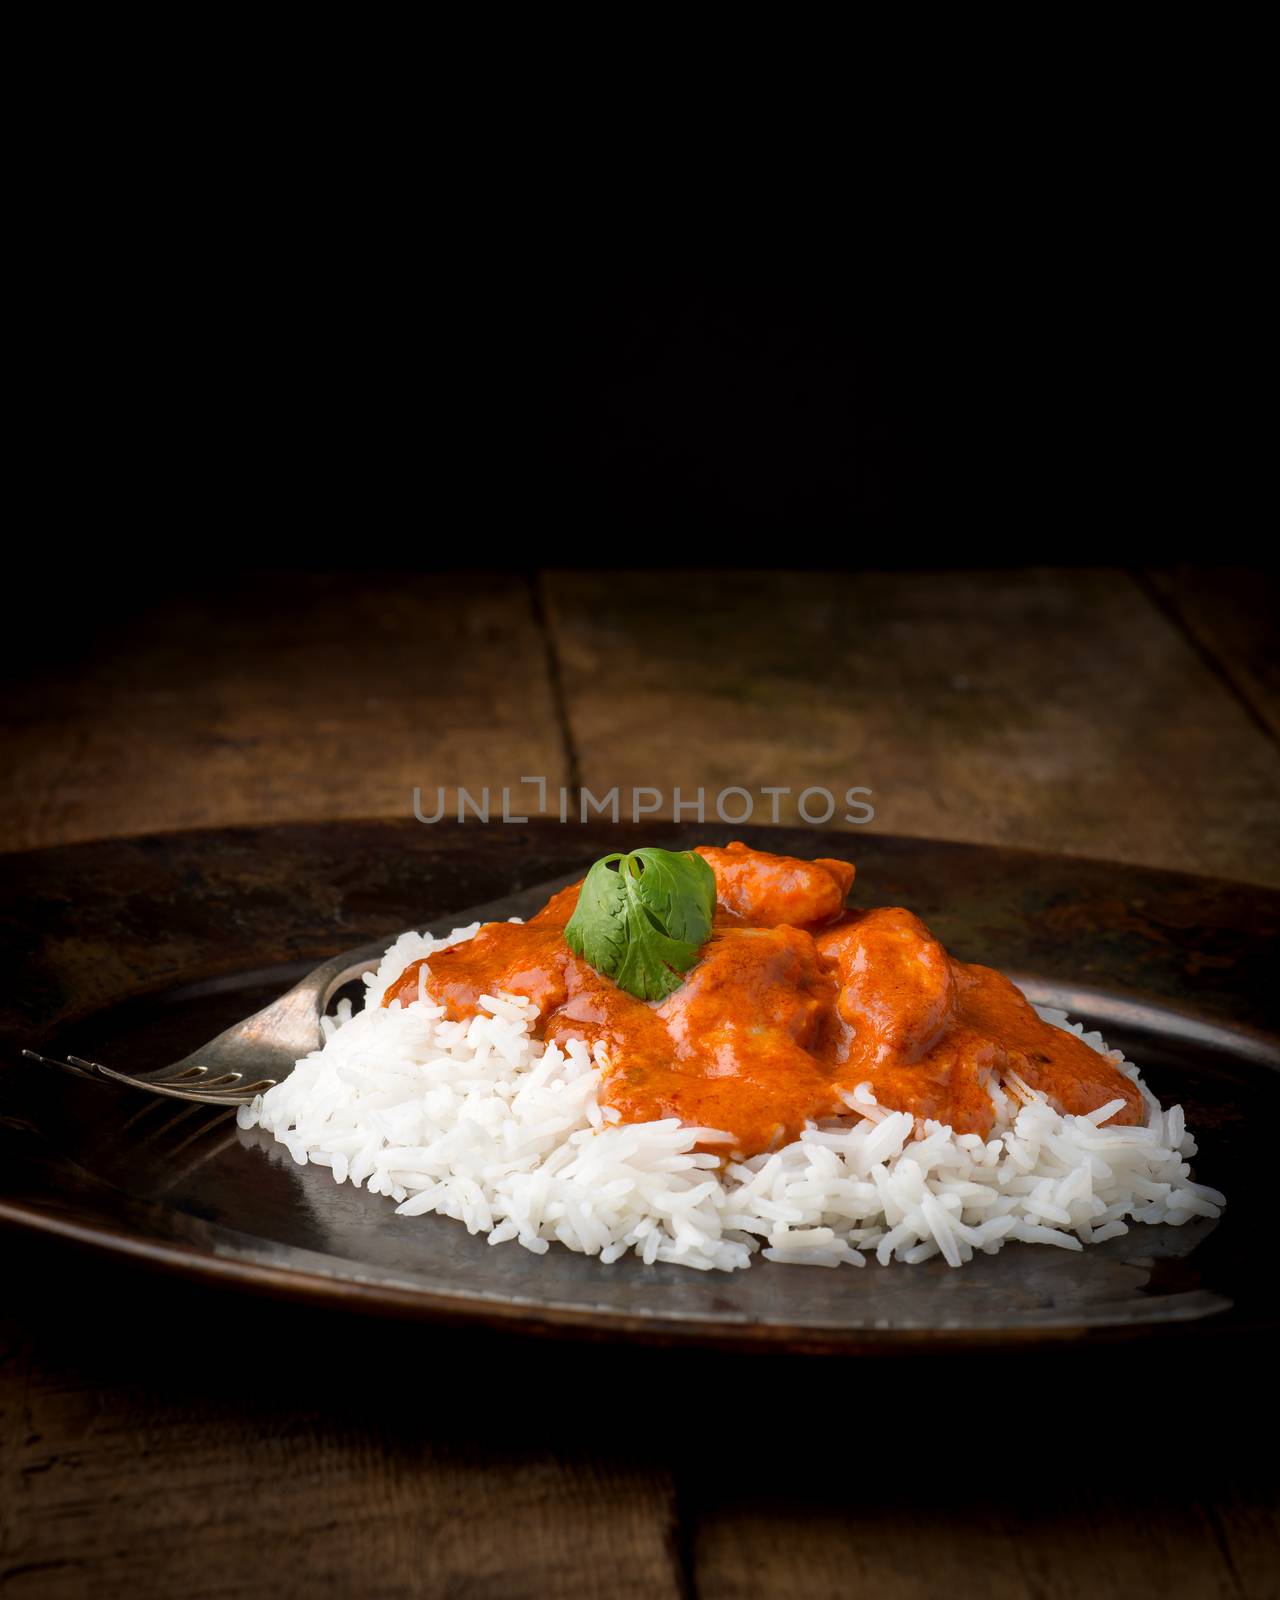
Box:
0;1248;687;1600
2;566;1277;1598
3;1242;1276;1600
4;567;1275;885
0;573;567;853
543;567;1280;885
1144;566;1280;743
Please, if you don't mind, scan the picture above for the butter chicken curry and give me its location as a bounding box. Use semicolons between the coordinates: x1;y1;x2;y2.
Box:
383;842;1142;1160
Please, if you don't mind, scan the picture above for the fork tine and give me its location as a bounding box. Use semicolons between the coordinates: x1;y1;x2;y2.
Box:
21;918;398;1111
23;879;578;1118
65;1054;273;1106
23;1049;99;1081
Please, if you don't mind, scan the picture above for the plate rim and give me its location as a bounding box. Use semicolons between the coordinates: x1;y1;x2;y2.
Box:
0;1188;1253;1354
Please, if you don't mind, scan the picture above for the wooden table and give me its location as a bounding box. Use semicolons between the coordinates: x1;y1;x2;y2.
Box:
2;566;1277;1598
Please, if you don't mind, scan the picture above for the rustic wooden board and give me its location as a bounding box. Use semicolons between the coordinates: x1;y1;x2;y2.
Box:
6;1241;1273;1599
6;567;1278;892
688;1441;1280;1600
0;572;567;853
0;1246;687;1599
1145;565;1280;742
543;568;1280;886
7;1258;1274;1600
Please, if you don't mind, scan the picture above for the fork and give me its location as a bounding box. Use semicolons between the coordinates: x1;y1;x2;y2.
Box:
22;932;398;1106
22;873;580;1106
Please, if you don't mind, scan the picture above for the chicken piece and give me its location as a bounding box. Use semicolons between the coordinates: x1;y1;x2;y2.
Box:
600;925;844;1155
657;925;837;1057
952;961;1145;1125
860;1025;1002;1136
696;841;854;928
816;907;957;1065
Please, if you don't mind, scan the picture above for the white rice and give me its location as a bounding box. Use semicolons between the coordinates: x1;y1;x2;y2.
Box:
237;924;1225;1272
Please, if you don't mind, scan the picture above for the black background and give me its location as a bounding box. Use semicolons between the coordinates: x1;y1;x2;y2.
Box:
36;256;1265;582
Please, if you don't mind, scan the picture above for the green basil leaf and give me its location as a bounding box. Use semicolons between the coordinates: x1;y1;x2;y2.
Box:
564;847;716;1001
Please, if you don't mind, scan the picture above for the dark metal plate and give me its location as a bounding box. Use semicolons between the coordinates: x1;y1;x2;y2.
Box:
2;820;1277;1352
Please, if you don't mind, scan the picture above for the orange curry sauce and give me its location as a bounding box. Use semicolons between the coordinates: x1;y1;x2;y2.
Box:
382;842;1143;1159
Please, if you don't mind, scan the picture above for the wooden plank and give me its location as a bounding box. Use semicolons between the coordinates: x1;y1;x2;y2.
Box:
0;573;567;853
690;1488;1270;1600
543;567;1280;886
0;1256;686;1600
1207;1484;1280;1599
685;1346;1279;1600
1144;566;1280;743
